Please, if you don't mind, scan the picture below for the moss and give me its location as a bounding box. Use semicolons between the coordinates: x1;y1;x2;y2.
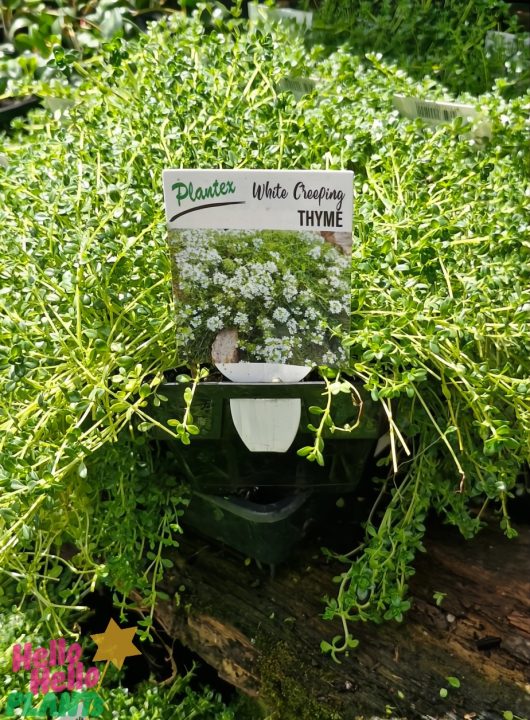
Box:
228;692;270;720
258;640;343;720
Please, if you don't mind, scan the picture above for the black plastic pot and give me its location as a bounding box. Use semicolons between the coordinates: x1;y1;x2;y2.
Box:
183;483;375;567
184;489;314;567
0;95;40;129
148;380;386;494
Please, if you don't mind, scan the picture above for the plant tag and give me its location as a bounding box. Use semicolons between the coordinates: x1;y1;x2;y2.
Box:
485;30;530;53
163;169;353;367
43;97;75;119
248;3;313;28
276;76;317;99
393;95;492;140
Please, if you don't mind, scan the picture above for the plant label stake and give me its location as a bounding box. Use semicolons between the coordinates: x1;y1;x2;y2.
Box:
393;94;492;140
247;3;313;29
163;169;353;452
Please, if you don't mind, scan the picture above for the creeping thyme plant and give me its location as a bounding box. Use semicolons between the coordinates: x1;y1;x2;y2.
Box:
169;228;350;365
0;0;529;670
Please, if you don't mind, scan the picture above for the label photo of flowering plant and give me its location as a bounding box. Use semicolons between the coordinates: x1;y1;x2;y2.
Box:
168;227;351;368
163;170;353;372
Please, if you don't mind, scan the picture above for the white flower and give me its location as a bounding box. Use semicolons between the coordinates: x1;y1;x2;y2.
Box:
213;271;228;284
329;300;344;314
206;316;224;332
260;318;274;331
273;307;290;323
234;312;249;326
283;285;298;302
322;351;338;365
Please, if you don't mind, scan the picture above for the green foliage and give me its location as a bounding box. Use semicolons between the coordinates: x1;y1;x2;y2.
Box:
306;0;530;97
98;680;235;719
432;591;446;607
0;0;181;98
298;370;364;466
438;675;460;699
0;0;528;667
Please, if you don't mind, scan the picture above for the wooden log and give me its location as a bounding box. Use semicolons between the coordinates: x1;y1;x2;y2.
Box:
149;522;530;719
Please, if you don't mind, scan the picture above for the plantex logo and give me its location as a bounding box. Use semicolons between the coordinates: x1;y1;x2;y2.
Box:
5;619;141;718
170;178;244;222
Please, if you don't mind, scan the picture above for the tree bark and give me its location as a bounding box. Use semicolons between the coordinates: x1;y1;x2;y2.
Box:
149;521;530;719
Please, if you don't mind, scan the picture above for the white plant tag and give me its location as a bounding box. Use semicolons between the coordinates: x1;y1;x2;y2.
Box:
276;76;317;99
43;97;75;119
393;94;492;140
163;169;353;368
163;169;352;231
248;3;313;28
485;30;530;53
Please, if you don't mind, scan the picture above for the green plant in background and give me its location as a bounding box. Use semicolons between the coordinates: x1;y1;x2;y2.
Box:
304;0;530;97
439;675;460;698
503;712;530;720
0;0;528;675
98;680;236;719
0;0;180;98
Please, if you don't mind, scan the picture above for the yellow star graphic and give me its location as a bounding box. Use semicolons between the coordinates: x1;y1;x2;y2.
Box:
91;618;141;670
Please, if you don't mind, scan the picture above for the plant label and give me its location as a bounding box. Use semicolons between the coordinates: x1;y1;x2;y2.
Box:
485;30;530;54
393;94;492;140
163;169;353;368
248;3;313;28
276;77;318;99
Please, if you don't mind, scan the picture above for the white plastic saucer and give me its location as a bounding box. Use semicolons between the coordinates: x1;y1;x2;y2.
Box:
215;362;311;383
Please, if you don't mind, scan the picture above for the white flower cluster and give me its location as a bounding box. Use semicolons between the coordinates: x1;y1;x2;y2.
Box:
169;228;351;365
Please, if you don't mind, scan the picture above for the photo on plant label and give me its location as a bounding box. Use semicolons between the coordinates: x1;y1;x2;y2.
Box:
168;228;352;367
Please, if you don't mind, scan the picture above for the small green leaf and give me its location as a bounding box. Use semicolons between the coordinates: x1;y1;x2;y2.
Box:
297;446;312;457
433;591;446;606
439;688;448;698
308;405;325;415
446;676;460;688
